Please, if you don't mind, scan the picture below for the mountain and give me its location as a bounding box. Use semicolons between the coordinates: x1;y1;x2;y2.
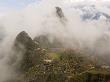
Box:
8;31;110;82
73;5;110;21
13;31;45;72
3;4;110;82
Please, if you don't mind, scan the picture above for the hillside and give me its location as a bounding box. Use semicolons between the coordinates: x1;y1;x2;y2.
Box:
1;2;110;82
5;31;110;82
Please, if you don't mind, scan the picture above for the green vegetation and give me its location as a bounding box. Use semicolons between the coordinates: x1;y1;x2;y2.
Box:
11;31;110;82
87;69;110;75
48;52;61;60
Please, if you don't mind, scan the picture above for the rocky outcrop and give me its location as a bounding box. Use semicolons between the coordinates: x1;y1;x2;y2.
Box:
15;31;39;51
13;31;45;72
55;7;67;25
56;7;65;19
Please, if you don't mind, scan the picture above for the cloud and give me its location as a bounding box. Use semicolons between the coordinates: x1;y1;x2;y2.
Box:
0;5;15;18
0;0;38;17
1;0;110;81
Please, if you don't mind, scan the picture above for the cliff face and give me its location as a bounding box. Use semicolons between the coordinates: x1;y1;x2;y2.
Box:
15;31;37;50
13;31;45;72
56;7;65;19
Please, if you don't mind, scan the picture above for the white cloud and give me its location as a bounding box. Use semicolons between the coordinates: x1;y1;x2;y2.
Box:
1;0;110;81
0;6;16;17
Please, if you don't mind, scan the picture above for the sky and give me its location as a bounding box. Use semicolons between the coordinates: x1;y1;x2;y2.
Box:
0;0;39;17
0;0;110;17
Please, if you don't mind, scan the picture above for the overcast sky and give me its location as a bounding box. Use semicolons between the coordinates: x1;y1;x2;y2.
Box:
0;0;110;17
0;0;39;17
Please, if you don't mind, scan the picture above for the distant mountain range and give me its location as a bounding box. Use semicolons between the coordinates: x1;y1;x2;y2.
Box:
73;5;110;22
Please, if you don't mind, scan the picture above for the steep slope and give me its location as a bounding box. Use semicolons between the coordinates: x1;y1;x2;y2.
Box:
13;31;46;72
5;31;110;82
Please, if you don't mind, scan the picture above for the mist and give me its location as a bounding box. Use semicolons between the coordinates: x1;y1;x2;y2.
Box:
0;0;110;81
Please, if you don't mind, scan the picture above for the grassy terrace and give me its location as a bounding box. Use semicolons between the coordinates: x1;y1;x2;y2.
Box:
87;68;110;75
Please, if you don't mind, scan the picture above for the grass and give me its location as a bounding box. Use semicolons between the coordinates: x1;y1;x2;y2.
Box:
87;69;110;75
48;52;61;60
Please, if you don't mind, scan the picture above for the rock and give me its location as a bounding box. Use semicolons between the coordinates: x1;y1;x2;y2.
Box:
56;7;65;18
15;31;37;50
13;31;45;72
55;7;67;25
